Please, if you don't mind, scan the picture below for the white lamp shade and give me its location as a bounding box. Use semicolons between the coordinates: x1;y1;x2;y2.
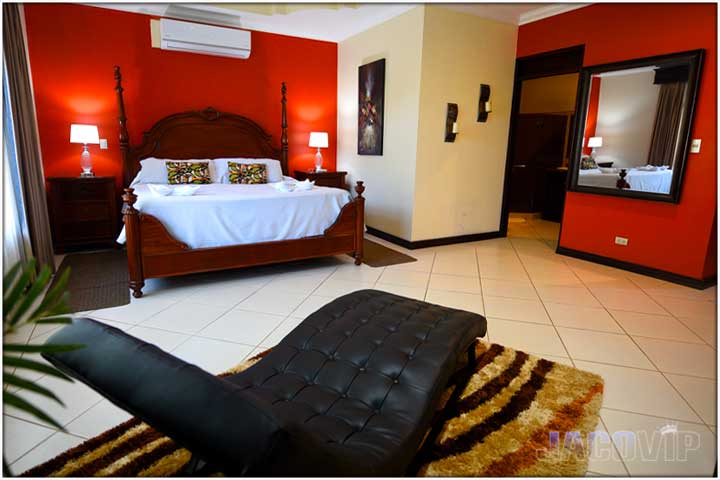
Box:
70;124;100;144
309;131;329;149
588;136;603;148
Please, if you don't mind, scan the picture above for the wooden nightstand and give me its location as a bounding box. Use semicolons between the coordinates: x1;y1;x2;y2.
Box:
294;170;348;190
46;176;118;252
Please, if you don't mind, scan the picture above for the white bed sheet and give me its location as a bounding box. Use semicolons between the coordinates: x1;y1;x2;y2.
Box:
117;183;352;249
578;168;673;193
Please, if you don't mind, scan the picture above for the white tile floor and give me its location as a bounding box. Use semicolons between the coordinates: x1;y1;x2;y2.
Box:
4;217;717;476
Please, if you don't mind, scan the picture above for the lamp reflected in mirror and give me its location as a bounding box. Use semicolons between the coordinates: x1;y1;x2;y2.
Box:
587;136;603;160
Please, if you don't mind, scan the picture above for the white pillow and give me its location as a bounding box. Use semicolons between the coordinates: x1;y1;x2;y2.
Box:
215;158;284;183
132;158;219;185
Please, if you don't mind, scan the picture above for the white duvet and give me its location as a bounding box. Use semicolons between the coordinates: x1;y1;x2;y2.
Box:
116;183;352;249
578;168;673;193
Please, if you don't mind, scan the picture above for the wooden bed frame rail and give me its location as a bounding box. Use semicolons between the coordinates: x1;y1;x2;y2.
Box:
121;182;364;298
114;66;365;297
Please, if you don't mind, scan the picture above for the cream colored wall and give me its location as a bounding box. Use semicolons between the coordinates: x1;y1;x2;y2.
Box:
150;19;160;48
520;73;578;113
412;6;517;240
337;7;425;240
594;71;660;168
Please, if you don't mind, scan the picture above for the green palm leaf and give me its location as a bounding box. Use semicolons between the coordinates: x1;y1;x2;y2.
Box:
4;258;36;323
3;391;65;430
7;265;51;326
3;261;22;288
3;258;84;474
4;375;64;405
30;268;71;320
34;316;72;325
4;343;83;353
3;356;72;381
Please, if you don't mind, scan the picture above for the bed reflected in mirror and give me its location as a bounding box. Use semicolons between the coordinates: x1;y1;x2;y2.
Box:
569;50;703;203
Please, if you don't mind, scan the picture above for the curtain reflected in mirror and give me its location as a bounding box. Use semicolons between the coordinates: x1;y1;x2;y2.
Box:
648;77;686;167
569;50;703;203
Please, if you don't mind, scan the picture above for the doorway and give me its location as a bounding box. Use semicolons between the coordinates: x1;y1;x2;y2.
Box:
500;46;585;234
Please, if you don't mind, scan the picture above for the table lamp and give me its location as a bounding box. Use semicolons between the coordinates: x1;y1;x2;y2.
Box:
70;124;100;177
309;131;329;172
588;136;603;160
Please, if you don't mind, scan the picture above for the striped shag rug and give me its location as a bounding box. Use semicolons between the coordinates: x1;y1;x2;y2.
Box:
22;342;603;477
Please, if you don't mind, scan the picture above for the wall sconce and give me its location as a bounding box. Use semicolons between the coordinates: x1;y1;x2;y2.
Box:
445;103;458;142
477;84;491;122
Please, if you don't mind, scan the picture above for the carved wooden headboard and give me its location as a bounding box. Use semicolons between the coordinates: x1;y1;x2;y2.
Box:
113;66;289;187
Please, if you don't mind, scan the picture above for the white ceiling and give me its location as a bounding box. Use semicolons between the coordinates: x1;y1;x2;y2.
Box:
88;3;589;43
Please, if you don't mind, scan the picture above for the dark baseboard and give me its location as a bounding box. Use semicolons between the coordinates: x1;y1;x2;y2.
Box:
366;226;504;250
556;246;717;290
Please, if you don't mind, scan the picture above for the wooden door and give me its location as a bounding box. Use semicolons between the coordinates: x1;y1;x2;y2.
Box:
509;114;568;212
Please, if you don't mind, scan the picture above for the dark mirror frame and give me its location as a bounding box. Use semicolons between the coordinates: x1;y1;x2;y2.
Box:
567;49;704;203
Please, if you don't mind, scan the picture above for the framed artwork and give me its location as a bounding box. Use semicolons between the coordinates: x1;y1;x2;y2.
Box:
358;58;385;155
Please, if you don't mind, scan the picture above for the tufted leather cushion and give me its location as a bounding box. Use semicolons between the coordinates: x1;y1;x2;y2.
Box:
42;289;486;476
227;289;487;475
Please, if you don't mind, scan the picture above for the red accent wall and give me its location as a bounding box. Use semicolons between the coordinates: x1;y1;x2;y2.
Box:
519;3;717;280
23;3;337;191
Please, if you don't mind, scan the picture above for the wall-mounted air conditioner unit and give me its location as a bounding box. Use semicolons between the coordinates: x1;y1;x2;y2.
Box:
160;18;251;59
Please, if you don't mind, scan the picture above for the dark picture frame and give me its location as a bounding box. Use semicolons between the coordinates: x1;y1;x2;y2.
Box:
358;58;385;155
567;49;704;203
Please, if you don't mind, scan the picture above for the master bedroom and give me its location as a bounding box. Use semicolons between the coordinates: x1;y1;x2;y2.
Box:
3;2;717;478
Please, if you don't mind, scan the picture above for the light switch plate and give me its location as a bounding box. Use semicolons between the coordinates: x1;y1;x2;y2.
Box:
690;139;701;153
99;139;108;149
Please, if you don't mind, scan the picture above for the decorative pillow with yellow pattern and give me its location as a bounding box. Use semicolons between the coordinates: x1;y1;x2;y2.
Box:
228;162;268;184
580;156;598;170
165;161;212;184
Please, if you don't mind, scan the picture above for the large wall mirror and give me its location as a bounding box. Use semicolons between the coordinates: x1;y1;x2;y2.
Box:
568;50;704;203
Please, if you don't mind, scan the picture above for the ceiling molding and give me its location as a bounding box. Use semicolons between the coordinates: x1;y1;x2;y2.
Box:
86;3;168;17
85;3;591;40
164;4;243;27
518;4;591;25
84;3;414;42
219;4;360;16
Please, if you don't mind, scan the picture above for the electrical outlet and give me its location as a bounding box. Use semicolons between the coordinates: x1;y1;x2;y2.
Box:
690;139;701;153
99;139;108;149
615;236;629;246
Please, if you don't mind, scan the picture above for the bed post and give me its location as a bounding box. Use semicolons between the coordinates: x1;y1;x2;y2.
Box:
122;188;144;298
114;66;131;187
280;82;289;175
354;181;365;265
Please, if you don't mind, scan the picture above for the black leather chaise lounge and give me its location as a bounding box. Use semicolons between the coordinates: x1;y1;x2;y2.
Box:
43;289;487;476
